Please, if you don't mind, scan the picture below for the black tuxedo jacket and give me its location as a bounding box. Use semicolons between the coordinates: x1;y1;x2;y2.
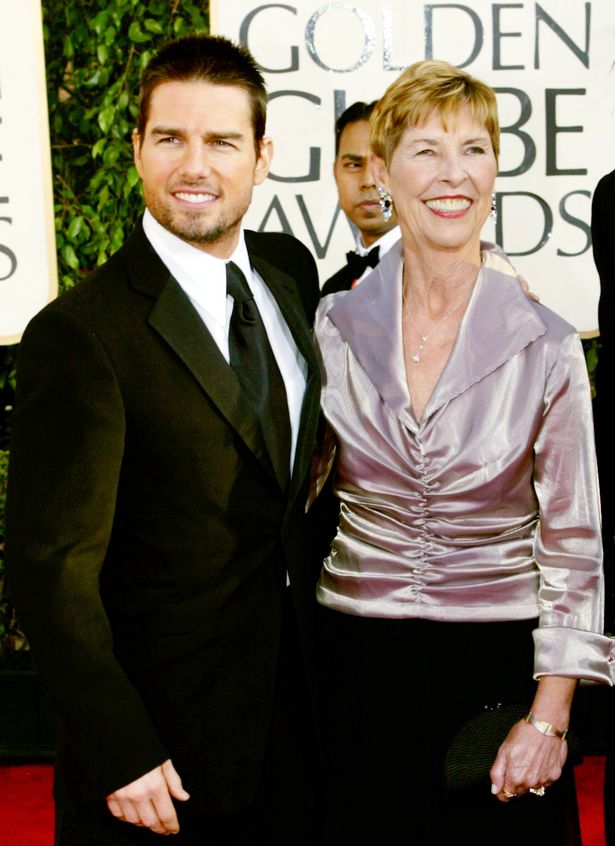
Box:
5;221;322;815
321;260;358;298
591;171;615;532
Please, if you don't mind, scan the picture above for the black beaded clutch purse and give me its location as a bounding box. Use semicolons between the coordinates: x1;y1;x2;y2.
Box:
443;704;582;797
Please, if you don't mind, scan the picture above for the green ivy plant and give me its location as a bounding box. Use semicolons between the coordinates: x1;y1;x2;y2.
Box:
45;0;208;287
0;0;209;665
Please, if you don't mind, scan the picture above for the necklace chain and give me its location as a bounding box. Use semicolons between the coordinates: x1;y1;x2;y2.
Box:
405;293;469;364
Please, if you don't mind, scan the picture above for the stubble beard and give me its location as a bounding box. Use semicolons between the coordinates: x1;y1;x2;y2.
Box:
145;189;250;251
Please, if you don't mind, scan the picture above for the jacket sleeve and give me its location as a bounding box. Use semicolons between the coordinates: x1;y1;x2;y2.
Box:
5;304;168;799
531;330;615;683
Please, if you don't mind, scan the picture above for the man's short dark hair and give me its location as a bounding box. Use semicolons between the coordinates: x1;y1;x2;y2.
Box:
334;101;378;156
136;34;267;155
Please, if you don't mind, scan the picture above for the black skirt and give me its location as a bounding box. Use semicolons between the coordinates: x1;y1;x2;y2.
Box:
317;607;581;846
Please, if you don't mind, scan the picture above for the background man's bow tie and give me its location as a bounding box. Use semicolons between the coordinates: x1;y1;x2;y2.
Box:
345;246;380;277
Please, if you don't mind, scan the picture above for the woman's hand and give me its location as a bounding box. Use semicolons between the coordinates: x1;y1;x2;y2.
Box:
489;719;568;802
490;675;576;802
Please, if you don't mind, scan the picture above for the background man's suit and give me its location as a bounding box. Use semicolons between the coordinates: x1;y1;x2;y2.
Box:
591;168;615;846
591;169;615;561
5;220;321;821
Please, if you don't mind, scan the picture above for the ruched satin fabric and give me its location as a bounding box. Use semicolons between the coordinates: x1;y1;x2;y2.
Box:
314;241;614;684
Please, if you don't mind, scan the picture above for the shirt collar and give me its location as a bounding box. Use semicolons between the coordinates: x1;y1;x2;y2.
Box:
355;225;401;257
142;209;252;324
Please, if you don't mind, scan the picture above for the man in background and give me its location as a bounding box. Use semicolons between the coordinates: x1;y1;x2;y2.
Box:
322;101;400;297
5;34;322;846
591;167;615;846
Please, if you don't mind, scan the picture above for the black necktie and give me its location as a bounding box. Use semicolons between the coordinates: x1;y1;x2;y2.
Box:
226;261;291;487
345;246;380;278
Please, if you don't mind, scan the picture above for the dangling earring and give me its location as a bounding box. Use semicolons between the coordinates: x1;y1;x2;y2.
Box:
378;186;394;222
490;192;498;223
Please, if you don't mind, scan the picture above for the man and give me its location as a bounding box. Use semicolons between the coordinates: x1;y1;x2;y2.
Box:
590;168;615;846
591;169;615;621
5;35;322;845
321;101;400;297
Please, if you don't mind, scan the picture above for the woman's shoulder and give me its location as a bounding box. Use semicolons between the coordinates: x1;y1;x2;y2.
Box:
481;242;578;342
531;300;578;341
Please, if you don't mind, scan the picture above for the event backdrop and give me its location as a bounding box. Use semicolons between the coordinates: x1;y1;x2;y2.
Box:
212;0;615;334
0;0;57;345
2;2;613;341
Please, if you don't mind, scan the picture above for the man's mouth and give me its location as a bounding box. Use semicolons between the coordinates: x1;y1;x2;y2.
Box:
358;198;380;209
173;191;217;204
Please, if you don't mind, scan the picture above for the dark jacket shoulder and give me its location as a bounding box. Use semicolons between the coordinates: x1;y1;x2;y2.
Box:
245;230;320;323
321;263;355;298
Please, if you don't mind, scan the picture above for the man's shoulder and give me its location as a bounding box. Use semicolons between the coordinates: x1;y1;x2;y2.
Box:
245;230;315;269
245;230;319;320
596;168;615;187
321;264;354;297
594;168;615;204
27;224;152;329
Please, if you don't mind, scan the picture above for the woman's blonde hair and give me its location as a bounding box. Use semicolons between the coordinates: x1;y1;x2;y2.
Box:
370;60;500;166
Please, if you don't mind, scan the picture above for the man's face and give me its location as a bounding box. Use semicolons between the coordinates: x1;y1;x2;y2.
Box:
133;79;272;258
333;119;397;248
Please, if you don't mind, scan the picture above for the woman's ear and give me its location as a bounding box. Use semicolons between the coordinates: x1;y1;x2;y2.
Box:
370;153;389;192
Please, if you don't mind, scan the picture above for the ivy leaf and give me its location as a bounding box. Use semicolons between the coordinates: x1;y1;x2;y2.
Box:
91;11;109;37
126;166;140;188
92;138;106;159
144;18;164;34
98;106;116;134
104;26;117;46
128;22;150;43
102;144;121;167
67;216;84;240
62;244;80;270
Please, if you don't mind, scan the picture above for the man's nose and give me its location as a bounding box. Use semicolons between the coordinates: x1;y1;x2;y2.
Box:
360;163;377;189
178;141;213;178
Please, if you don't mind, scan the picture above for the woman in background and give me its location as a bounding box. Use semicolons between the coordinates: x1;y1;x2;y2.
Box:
313;60;613;845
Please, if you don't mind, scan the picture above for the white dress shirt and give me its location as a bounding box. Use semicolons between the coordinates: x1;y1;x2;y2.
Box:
142;209;307;471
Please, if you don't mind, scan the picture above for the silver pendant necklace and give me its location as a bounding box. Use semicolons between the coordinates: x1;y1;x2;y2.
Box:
406;294;469;364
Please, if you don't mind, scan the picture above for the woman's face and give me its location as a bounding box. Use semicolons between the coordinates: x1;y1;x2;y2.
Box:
375;105;497;259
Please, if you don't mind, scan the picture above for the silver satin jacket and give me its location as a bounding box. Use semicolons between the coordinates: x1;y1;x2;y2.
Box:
314;241;614;683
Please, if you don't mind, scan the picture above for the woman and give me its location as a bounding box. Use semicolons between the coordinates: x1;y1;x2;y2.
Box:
313;60;613;845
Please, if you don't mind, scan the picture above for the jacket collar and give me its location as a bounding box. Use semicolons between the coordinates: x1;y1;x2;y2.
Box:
326;241;547;427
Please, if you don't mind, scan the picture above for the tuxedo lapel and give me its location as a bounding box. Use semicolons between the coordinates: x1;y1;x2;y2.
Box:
250;252;318;377
149;280;278;479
